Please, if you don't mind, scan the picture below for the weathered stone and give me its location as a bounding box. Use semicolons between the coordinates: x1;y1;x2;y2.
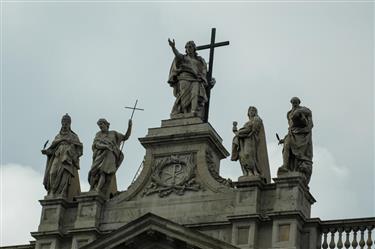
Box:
41;114;82;201
167;39;209;120
88;118;132;199
277;97;313;185
231;106;271;183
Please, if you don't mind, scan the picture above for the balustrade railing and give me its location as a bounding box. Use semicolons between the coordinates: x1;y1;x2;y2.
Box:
320;218;375;249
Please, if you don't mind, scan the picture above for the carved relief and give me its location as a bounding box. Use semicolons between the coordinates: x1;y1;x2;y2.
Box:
143;154;201;197
206;150;233;187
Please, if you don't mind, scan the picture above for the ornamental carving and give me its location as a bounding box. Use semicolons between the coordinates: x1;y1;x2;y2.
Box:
143;154;201;197
206;149;233;187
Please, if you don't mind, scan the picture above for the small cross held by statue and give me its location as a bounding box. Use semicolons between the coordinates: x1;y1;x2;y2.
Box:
121;99;144;151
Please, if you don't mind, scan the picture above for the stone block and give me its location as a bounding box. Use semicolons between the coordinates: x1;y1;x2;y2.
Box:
34;239;59;249
74;192;105;229
271;219;301;249
38;198;72;232
71;235;96;249
273;174;315;218
230;220;258;249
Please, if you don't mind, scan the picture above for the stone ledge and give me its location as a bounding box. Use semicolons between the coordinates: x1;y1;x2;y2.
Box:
75;191;106;204
39;197;77;208
234;176;267;189
161;116;203;127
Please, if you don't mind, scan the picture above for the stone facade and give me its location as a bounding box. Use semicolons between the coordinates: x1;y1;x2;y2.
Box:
2;116;328;249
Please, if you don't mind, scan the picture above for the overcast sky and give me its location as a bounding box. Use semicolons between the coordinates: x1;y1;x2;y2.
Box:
1;1;374;246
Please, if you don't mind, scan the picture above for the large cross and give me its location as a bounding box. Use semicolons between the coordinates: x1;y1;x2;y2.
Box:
196;28;229;122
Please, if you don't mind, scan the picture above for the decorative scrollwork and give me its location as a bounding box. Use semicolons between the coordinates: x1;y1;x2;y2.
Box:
206;149;233;187
143;154;201;197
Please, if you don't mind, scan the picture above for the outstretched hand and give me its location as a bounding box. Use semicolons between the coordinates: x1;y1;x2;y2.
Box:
168;38;175;48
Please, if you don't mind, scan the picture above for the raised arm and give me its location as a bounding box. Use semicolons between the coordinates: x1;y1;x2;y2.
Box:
168;38;183;58
123;119;132;141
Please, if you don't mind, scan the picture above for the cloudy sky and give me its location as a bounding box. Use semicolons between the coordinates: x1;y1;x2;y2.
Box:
1;1;374;246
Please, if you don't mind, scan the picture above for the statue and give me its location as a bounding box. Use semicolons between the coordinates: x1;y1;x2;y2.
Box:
231;107;271;183
42;114;83;199
88;118;132;198
277;97;313;184
167;39;208;120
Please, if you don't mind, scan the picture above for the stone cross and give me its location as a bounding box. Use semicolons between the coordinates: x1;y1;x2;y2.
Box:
196;28;229;122
121;99;144;151
125;99;144;120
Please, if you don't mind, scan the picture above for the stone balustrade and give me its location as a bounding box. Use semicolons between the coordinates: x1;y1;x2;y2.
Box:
320;218;375;249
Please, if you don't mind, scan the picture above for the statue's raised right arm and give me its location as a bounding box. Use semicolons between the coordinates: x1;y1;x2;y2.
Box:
168;38;183;59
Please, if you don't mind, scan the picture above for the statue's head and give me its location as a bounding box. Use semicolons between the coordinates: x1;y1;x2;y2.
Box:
61;113;71;129
97;118;110;132
185;41;197;56
248;106;258;118
290;97;301;108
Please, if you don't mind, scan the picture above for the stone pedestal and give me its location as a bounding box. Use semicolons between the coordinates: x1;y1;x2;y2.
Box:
269;173;316;249
68;192;105;249
32;197;73;249
74;192;105;229
38;197;72;232
273;172;315;217
121;116;231;201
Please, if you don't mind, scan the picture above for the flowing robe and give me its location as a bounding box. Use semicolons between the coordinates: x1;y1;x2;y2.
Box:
231;116;271;183
43;130;82;198
88;131;125;189
282;106;313;181
168;54;208;117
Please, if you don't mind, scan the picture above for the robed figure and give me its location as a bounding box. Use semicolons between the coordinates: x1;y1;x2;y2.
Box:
88;118;132;198
231;107;271;183
278;97;313;184
42;114;83;200
168;39;208;119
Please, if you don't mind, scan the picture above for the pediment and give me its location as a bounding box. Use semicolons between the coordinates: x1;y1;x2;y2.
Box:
81;213;239;249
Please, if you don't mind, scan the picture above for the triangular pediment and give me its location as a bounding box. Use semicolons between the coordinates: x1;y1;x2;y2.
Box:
80;213;239;249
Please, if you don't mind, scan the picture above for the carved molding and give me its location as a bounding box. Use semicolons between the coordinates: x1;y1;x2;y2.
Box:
206;149;233;188
143;154;202;197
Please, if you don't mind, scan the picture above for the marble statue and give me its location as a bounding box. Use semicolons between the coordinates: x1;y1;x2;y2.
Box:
42;114;83;199
88;118;132;197
278;97;313;184
167;39;208;120
231;106;271;183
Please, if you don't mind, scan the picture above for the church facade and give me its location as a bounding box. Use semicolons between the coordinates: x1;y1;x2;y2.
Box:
2;34;374;249
2;116;374;249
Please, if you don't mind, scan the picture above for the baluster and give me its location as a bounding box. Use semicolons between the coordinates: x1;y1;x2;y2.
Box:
337;227;344;249
344;227;351;249
352;226;359;248
329;228;337;249
366;225;374;249
359;226;366;248
322;228;329;249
